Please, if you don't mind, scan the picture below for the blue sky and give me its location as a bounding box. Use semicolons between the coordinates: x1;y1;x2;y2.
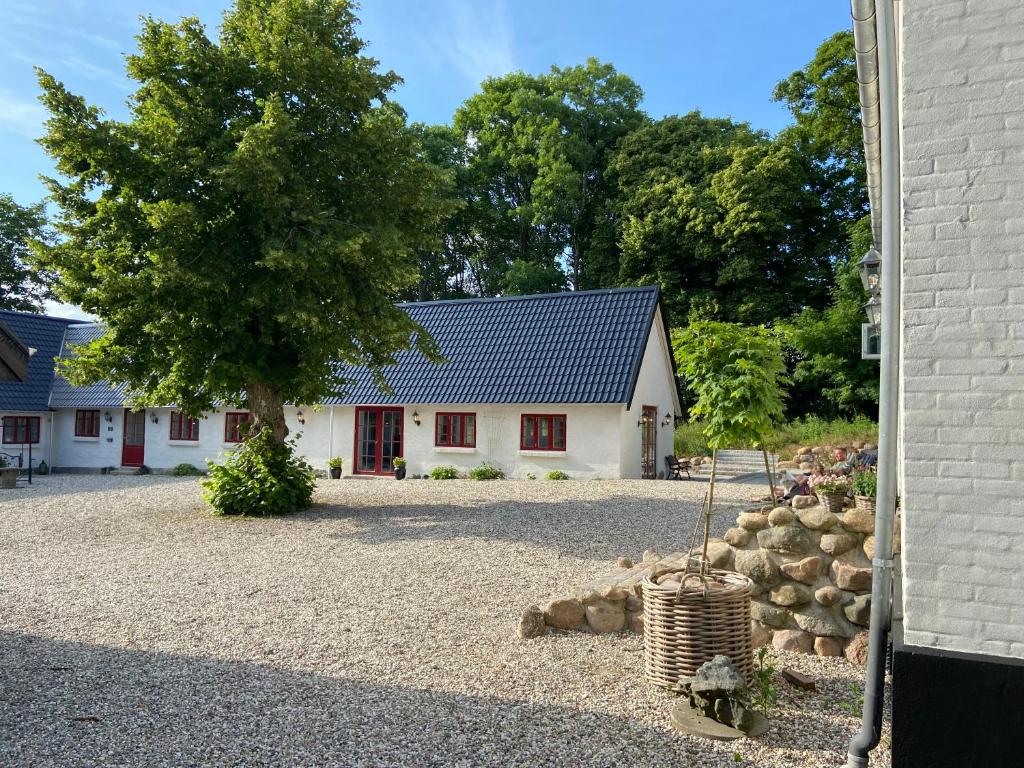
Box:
1;0;850;209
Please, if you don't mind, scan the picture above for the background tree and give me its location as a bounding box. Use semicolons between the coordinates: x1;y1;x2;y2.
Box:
34;0;445;462
1;194;52;312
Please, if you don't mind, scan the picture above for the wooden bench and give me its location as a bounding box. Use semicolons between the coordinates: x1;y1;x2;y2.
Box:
665;455;691;480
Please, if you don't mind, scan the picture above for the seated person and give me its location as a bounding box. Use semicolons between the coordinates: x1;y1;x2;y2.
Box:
830;448;855;474
860;448;878;468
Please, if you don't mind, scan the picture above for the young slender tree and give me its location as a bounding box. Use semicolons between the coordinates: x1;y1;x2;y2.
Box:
34;0;444;450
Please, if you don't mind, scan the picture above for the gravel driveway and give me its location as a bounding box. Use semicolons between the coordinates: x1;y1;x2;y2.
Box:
0;476;888;767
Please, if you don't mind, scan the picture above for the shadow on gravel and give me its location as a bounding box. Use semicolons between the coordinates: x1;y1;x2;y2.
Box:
1;629;698;768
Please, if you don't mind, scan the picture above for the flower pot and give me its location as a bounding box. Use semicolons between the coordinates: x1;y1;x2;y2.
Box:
329;467;342;480
817;491;846;515
394;466;406;480
854;495;876;513
0;468;17;489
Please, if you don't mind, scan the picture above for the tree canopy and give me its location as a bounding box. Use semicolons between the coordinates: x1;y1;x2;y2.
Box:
1;194;51;312
34;0;446;443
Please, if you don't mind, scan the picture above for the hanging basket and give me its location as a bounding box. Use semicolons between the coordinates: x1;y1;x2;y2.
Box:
854;495;876;513
817;491;847;514
642;568;754;688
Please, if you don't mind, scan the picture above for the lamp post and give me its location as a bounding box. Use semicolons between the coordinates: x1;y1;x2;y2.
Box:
857;248;882;293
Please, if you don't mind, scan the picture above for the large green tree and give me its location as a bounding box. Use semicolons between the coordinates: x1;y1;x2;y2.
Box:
34;0;445;446
1;194;52;312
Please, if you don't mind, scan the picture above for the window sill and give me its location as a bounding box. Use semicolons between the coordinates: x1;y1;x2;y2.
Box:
518;450;566;458
433;446;477;454
73;436;100;442
168;440;200;447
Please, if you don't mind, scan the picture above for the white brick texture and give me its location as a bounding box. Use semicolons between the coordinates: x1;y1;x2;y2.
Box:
900;0;1024;660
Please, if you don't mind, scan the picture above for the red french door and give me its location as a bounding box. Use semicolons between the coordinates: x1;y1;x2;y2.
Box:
353;407;403;475
122;409;146;467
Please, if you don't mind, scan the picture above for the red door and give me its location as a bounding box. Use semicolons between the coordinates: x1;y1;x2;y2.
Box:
122;409;146;467
353;407;403;475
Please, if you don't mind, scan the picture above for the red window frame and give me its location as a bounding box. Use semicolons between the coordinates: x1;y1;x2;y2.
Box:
434;412;476;448
224;412;251;443
169;411;200;441
520;414;566;451
74;409;101;438
2;416;41;444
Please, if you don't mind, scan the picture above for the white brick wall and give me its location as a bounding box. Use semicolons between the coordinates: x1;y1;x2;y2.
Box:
900;0;1024;659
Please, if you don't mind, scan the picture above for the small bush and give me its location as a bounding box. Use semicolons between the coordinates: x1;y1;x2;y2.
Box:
429;465;460;480
171;463;203;477
545;470;570;481
674;421;711;457
327;457;343;470
851;470;877;497
468;463;505;480
393;457;406;468
202;428;316;516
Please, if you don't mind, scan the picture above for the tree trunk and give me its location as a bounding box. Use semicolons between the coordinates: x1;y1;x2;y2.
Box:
247;380;289;445
762;448;778;506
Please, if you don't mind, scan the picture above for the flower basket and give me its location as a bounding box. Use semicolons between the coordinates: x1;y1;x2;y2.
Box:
817;491;847;514
641;568;754;688
854;495;876;513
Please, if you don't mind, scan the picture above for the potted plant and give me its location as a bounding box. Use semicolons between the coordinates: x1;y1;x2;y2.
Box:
852;471;877;513
814;478;851;514
328;457;343;480
393;456;406;480
0;456;16;490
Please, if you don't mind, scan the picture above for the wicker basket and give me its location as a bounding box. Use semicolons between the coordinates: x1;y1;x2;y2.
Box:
817;491;847;514
854;495;876;513
642;568;754;688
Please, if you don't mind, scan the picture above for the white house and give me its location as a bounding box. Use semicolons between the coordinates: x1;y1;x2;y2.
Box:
0;286;682;480
850;1;1024;766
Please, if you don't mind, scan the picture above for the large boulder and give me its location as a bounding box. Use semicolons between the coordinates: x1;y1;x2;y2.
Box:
819;532;859;557
814;585;844;607
772;629;814;653
518;605;547;639
769;583;812;607
737;512;770;531
706;540;734;570
814;636;844;657
793;605;855;638
797;506;840;531
585;599;626;634
831;560;873;592
751;599;791;629
768;507;795;526
757;525;813;555
792;494;818;510
734;549;780;586
845;630;870;665
780;556;822;585
544;597;585;629
841;507;876;535
724;527;752;547
844;594;872;627
751;621;771;648
626;610;644;636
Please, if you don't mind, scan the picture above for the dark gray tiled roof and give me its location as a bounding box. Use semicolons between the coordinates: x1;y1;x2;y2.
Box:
326;286;661;405
0;311;75;411
49;324;128;408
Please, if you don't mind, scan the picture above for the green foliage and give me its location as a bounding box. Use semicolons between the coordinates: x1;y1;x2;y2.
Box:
526;472;537;480
674;421;712;457
202;428;315;516
171;463;203;476
393;457;406;468
852;471;877;498
672;321;787;450
467;462;505;480
327;457;343;470
429;465;460;480
1;194;53;312
815;478;851;495
33;0;445;441
751;646;780;716
545;470;571;481
0;456;7;469
837;683;865;715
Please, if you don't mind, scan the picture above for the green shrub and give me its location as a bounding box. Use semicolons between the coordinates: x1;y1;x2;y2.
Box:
327;457;343;470
676;416;878;458
814;478;850;495
202;428;316;516
393;457;406;468
674;421;712;457
545;470;570;481
0;456;7;469
171;463;203;477
429;465;460;480
526;472;536;480
468;463;505;480
851;471;877;497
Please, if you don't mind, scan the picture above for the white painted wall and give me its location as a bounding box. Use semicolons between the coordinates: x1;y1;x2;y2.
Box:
619;308;681;479
899;0;1024;660
0;411;53;471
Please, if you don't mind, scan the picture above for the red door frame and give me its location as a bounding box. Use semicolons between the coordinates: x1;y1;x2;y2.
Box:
641;404;658;479
352;406;404;475
121;409;146;467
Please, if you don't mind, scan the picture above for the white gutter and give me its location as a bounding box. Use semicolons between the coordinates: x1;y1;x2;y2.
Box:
847;1;901;766
853;0;883;248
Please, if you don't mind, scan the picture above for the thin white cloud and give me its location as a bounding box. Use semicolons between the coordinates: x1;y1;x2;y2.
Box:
0;90;47;139
43;301;96;322
429;0;516;86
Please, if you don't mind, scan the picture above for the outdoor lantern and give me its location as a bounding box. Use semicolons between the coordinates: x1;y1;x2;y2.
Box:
149;412;158;424
858;248;882;293
661;413;672;427
637;413;653;428
104;411;112;423
297;410;306;425
412;411;421;426
864;294;882;326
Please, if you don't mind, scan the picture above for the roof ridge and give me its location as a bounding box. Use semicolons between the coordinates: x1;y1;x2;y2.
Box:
0;309;80;325
396;285;658;309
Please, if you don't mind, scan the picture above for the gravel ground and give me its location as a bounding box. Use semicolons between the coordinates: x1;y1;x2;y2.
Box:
0;476;890;767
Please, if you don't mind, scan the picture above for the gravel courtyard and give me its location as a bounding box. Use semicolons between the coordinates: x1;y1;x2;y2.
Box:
0;476;889;767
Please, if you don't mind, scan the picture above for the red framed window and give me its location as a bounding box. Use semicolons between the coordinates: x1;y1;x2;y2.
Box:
2;416;40;444
74;409;101;438
169;411;200;441
224;412;251;443
520;414;566;451
435;412;476;448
